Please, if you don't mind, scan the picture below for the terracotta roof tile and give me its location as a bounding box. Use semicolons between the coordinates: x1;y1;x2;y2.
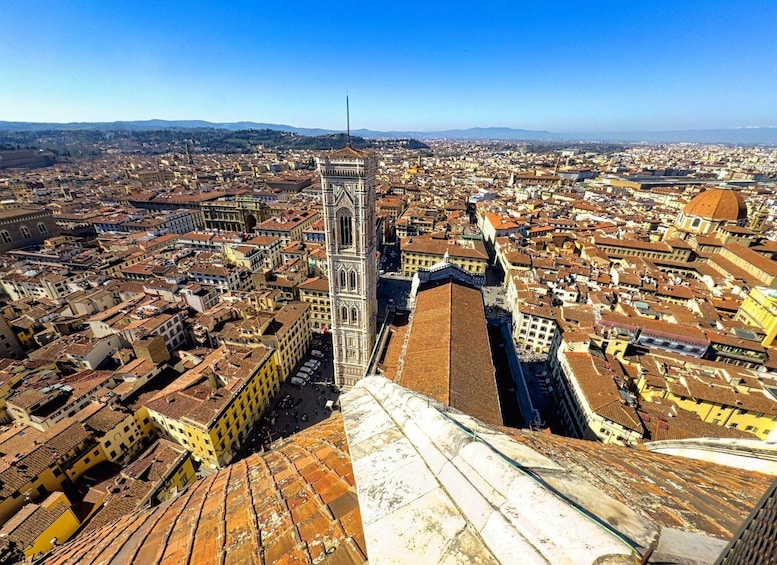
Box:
399;282;502;426
683;187;748;221
46;414;363;565
46;376;773;564
500;427;771;539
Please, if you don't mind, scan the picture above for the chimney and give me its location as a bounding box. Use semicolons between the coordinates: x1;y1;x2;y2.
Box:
207;368;219;391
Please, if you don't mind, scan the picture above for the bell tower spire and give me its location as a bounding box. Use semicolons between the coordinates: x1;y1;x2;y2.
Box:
316;102;377;390
346;94;351;147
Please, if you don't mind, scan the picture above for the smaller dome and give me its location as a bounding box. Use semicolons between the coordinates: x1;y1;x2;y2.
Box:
683;187;747;221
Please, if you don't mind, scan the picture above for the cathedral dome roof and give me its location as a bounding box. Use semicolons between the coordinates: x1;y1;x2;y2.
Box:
683;187;748;221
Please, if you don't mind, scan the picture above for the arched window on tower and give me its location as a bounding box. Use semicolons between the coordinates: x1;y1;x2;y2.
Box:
349;271;357;291
339;269;347;289
338;211;353;247
341;306;348;324
351;308;358;324
691;218;701;229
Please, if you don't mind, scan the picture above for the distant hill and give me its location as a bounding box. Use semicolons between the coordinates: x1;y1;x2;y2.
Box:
0;120;333;136
563;127;777;145
0;127;430;155
351;127;562;141
0;120;775;145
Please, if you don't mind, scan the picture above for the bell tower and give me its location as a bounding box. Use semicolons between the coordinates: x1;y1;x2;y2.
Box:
318;142;377;389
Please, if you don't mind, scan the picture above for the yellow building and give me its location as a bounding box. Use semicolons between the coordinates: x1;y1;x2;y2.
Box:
121;439;196;504
0;419;98;526
154;451;196;503
0;491;80;560
221;243;265;272
81;403;156;465
717;243;777;288
0;359;48;423
145;345;278;468
216;302;311;382
400;234;488;278
104;249;148;278
593;235;693;262
75;439;196;537
549;349;643;445
299;276;332;332
10;317;36;350
637;364;777;440
64;443;108;484
735;286;777;346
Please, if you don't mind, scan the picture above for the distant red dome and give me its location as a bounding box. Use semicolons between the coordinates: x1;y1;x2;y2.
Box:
683;187;747;221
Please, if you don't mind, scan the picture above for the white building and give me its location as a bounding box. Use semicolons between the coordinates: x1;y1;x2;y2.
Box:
318;146;378;389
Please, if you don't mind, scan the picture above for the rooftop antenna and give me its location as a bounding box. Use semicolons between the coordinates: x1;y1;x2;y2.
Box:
346;93;351;147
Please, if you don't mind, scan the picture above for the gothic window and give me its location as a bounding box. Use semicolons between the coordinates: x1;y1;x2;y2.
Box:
0;231;10;243
341;306;348;323
339;269;346;289
351;308;358;324
20;225;31;238
349;271;357;291
338;211;353;247
37;222;48;234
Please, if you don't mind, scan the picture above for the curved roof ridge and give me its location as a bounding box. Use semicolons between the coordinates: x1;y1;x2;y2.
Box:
683;187;747;222
343;376;639;564
447;281;455;404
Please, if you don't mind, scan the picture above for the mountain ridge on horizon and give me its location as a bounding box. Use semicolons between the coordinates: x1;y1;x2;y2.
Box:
1;119;776;145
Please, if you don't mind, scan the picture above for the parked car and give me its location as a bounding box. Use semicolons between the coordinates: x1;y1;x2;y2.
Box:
304;360;320;369
296;372;311;382
311;349;324;358
290;376;306;387
299;366;314;375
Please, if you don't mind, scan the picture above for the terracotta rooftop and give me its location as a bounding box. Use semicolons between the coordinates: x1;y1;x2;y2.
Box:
400;234;488;260
723;242;777;278
399;281;502;426
683;187;748;221
328;145;368;160
0;492;71;550
298;276;331;292
563;352;643;432
46;414;365;565
146;345;274;426
504;425;772;538
45;375;777;564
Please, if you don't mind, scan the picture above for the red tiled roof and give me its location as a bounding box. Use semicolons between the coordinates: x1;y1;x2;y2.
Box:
46;415;365;565
400;282;501;426
501;428;772;539
298;276;330;292
683;187;747;221
329;145;368;160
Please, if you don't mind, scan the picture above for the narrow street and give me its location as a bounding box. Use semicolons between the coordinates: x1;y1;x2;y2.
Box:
487;323;523;427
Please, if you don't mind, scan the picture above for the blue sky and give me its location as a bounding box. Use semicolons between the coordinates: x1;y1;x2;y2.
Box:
2;1;776;131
